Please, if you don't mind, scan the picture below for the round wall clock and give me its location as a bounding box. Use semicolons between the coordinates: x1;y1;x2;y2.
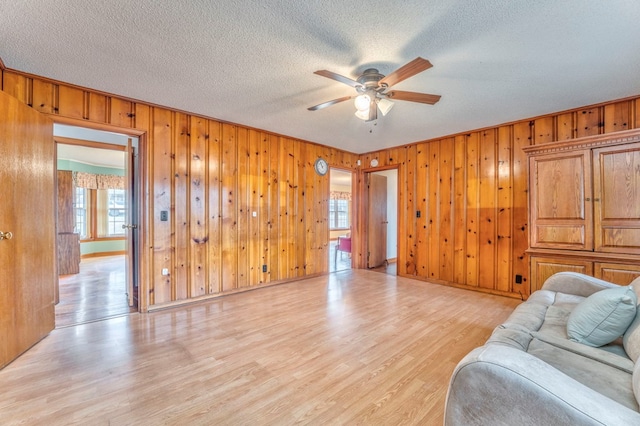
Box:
314;157;328;176
370;158;379;167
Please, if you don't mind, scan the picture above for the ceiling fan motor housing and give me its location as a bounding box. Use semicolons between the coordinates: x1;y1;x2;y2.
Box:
356;69;387;94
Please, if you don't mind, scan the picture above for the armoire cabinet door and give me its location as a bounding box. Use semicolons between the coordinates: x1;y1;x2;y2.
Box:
530;256;593;293
529;149;593;250
594;262;640;285
593;142;640;254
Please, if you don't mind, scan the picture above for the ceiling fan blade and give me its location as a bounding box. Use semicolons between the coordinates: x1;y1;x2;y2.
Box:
313;70;361;88
378;57;433;88
386;90;441;105
308;96;353;111
367;98;377;121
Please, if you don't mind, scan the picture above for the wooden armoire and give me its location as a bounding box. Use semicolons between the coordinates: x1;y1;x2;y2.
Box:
57;170;80;275
525;129;640;292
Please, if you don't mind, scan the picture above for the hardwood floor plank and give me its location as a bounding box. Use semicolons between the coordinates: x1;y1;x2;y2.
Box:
0;270;519;425
56;255;135;328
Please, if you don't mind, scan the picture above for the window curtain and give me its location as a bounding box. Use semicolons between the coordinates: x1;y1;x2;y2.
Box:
330;191;352;201
73;172;124;190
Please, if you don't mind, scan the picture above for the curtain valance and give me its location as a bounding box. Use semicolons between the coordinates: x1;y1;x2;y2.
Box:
330;191;352;201
73;172;125;190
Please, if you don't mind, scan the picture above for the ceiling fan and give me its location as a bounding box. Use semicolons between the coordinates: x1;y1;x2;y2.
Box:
308;57;441;122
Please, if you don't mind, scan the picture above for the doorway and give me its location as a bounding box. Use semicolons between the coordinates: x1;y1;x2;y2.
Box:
366;168;398;275
54;124;139;327
329;168;353;272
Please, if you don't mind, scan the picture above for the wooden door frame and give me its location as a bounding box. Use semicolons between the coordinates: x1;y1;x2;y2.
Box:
49;116;149;313
353;165;399;271
328;167;356;272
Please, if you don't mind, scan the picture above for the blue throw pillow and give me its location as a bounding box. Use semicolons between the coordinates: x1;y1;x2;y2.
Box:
567;285;637;347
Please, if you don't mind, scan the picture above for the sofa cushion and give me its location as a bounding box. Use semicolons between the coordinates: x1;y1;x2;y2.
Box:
634;361;640;410
567;286;637;347
624;311;640;362
532;332;634;374
528;338;639;411
629;276;640;301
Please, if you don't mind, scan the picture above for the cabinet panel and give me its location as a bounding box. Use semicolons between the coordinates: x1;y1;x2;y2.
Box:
530;256;593;293
595;262;640;285
58;233;80;275
534;225;585;246
57;170;74;233
529;150;592;250
593;142;640;254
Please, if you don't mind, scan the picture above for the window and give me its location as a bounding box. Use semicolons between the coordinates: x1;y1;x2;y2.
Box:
329;199;349;230
74;187;127;240
75;187;88;238
106;189;126;236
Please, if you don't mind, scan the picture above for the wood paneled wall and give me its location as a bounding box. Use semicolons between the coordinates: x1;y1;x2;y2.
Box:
1;69;358;311
3;66;640;303
358;97;640;298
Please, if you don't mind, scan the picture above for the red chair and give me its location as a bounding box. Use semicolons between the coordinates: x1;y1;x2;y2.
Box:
335;235;351;264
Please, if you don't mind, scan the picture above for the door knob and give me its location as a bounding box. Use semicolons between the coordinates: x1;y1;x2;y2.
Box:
0;231;13;240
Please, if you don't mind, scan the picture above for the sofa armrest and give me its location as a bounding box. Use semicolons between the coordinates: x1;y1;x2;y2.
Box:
445;344;639;425
541;272;622;297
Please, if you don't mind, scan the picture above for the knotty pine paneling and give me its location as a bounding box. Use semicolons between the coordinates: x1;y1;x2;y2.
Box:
152;107;173;305
415;143;428;277
207;121;222;294
4;67;640;302
236;126;249;289
478;129;497;290
438;139;454;283
576;107;602;138
359;94;640;299
465;132;480;287
427;141;441;278
189;116;208;296
511;122;530;297
57;85;84;120
173;112;189;300
496;126;513;293
2;69;353;311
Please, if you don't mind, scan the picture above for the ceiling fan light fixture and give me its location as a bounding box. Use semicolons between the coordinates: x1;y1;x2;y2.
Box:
377;98;394;116
355;109;370;120
354;94;370;111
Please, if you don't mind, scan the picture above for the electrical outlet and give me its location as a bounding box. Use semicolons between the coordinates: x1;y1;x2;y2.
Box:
162;268;169;276
416;210;421;218
515;274;523;284
160;210;168;221
262;265;267;273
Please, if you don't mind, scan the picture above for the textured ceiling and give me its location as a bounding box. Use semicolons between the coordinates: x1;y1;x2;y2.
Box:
2;0;640;154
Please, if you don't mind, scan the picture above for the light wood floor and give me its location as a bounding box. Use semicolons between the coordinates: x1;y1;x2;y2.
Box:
1;270;520;425
56;255;136;328
329;240;352;272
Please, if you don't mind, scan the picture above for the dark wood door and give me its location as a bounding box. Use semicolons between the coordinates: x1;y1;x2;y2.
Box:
0;90;55;369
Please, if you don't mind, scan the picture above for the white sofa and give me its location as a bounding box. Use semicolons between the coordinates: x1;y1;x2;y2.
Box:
444;272;640;425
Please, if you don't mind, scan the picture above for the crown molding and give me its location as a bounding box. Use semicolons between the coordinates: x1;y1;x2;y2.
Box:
522;128;640;155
